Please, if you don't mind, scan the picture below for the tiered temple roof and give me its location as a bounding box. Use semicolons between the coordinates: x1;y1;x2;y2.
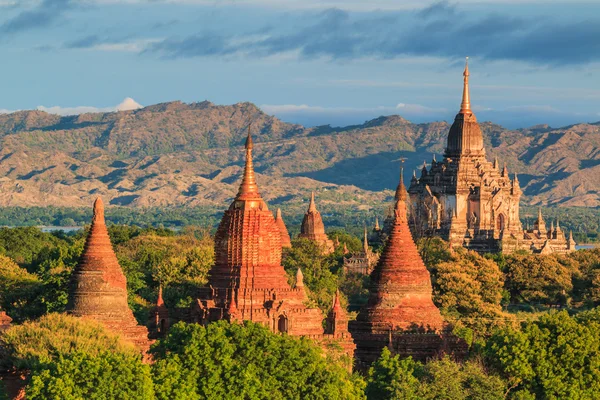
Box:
298;192;334;254
195;129;324;336
67;197;149;350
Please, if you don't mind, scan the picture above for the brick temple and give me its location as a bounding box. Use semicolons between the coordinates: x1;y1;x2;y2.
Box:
350;172;465;367
67;197;150;350
407;59;575;254
187;130;354;354
298;192;335;254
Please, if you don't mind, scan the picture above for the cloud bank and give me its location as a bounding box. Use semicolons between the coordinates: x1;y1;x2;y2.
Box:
142;5;600;66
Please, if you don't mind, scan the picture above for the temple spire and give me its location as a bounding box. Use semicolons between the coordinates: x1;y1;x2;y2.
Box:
395;164;407;202
375;217;380;231
296;268;304;288
460;57;471;113
237;126;259;199
157;285;165;307
308;191;317;213
363;225;369;253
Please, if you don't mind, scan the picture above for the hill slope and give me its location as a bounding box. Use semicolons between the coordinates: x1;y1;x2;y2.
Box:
0;101;598;209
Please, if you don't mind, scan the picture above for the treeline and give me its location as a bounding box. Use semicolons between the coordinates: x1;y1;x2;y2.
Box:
0;205;597;242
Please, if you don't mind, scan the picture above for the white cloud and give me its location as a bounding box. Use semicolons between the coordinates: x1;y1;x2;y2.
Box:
0;98;144;116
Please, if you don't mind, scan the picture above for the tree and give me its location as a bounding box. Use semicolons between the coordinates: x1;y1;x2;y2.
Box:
485;310;600;399
365;347;421;400
432;248;510;337
504;254;573;306
151;321;366;400
282;238;341;312
366;348;505;400
0;313;138;371
26;352;154;400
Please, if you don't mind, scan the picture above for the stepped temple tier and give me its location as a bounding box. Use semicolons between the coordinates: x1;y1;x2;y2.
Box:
184;129;354;355
407;59;575;254
350;173;465;367
298;192;335;254
67;198;150;350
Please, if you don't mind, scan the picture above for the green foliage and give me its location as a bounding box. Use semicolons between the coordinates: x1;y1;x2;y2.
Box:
151;321;366;400
283;238;341;312
431;247;511;337
485;310;600;399
504;254;573;305
26;352;154;400
366;348;506;400
365;347;422;400
0;313;138;371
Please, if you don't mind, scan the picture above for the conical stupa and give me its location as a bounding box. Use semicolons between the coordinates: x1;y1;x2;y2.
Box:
68;197;149;349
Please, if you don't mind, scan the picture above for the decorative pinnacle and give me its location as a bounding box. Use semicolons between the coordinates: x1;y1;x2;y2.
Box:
276;208;282;220
92;197;105;225
237;127;259;198
308;191;317;213
157;285;165;307
332;289;342;311
460;57;471;113
363;225;369;252
296;268;304;288
245;125;253;150
395;161;407;201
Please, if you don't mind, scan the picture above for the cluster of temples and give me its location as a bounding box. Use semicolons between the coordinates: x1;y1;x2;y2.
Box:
0;61;578;384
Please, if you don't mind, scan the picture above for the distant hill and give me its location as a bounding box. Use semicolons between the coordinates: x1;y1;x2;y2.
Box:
0;101;598;210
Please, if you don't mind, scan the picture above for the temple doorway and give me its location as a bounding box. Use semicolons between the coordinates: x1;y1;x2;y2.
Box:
497;214;505;231
277;315;288;333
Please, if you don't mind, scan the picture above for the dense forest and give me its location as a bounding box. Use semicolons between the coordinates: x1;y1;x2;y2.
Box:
1;224;600;398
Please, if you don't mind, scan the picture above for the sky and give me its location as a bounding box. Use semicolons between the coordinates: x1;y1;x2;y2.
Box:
0;0;599;129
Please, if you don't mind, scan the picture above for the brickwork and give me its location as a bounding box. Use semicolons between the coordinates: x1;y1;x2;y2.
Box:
67;197;149;350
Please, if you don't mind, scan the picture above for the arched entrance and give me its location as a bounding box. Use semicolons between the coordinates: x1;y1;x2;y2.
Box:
277;315;288;333
496;214;505;231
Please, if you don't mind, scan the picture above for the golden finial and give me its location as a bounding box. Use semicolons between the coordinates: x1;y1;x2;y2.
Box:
460;56;471;113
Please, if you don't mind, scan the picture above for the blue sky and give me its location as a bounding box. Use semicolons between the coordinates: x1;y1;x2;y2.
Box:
0;0;599;129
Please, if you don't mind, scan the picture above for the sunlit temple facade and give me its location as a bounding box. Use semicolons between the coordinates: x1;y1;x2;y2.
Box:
407;60;575;254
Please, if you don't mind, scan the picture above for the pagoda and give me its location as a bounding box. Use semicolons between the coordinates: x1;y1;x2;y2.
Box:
343;226;379;275
148;286;169;339
192;129;324;336
67;198;149;350
350;171;464;367
274;208;292;248
407;59;574;254
298;192;334;254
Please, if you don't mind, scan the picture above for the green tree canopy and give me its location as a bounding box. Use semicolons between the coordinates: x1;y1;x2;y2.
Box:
26;351;154;400
485;310;600;399
0;313;139;371
151;321;366;400
366;348;506;400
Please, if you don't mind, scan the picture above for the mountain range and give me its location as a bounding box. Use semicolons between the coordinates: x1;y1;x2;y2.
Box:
0;100;598;211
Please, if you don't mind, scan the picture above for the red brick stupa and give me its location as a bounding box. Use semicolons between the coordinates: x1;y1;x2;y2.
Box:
275;208;292;248
350;171;464;367
193;129;324;336
67;198;149;350
298;192;334;254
